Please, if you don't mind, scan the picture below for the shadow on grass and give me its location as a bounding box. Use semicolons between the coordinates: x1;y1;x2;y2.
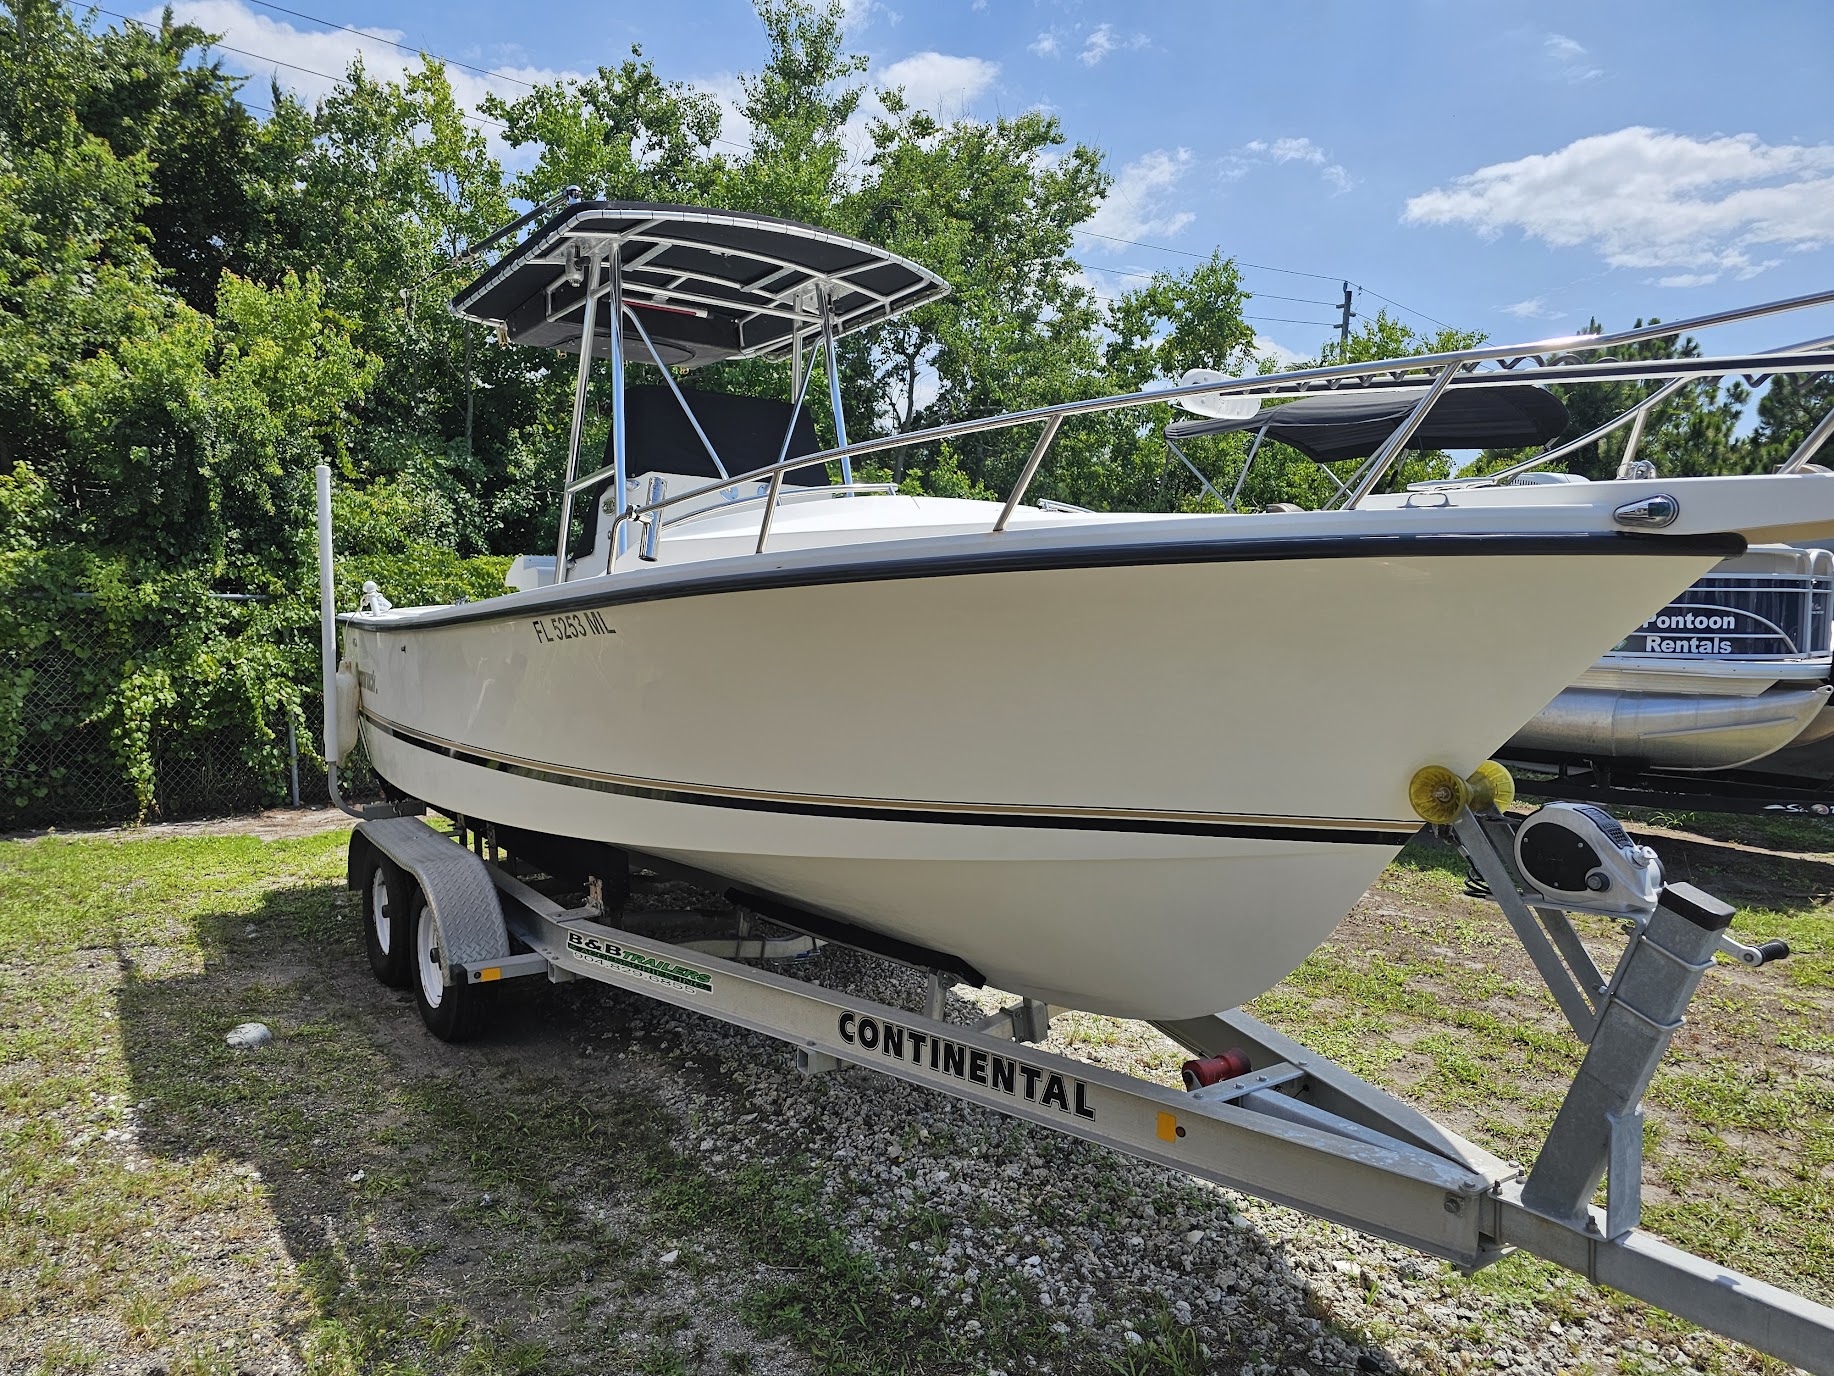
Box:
105;876;1412;1376
108;879;760;1372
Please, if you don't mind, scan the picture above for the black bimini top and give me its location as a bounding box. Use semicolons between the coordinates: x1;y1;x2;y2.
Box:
450;201;950;370
1164;385;1569;464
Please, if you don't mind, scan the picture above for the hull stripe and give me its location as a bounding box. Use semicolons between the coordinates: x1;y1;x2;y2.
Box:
362;710;1419;847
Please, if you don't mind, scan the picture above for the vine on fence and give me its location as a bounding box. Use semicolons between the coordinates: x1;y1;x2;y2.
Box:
0;538;510;826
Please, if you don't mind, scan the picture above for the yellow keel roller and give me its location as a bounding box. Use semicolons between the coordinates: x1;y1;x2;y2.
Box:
1407;765;1470;825
1466;760;1516;812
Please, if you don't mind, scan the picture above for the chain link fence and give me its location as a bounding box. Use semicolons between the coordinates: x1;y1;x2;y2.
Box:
1;601;379;831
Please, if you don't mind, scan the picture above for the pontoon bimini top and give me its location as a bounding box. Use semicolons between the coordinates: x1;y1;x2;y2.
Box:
1164;385;1570;464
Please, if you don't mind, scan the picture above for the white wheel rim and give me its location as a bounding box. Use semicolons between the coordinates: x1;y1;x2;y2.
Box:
369;869;393;955
416;907;443;1009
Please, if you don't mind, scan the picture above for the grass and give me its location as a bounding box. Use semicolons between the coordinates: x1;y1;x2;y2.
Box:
0;827;1079;1375
3;818;1829;1372
1251;829;1834;1318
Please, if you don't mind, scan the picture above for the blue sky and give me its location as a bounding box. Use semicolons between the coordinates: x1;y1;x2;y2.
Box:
137;0;1834;368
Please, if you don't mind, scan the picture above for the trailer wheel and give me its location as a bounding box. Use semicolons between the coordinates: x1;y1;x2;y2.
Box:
359;855;413;988
409;889;485;1042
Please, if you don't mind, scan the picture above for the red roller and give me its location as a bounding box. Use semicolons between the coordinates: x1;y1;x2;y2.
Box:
1181;1049;1252;1091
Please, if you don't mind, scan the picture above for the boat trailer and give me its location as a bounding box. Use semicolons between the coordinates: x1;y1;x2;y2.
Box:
336;783;1834;1373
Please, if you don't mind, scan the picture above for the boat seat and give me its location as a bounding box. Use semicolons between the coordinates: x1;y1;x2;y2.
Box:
573;385;830;558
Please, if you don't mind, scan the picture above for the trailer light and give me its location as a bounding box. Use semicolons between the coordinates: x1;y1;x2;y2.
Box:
478;967;503;981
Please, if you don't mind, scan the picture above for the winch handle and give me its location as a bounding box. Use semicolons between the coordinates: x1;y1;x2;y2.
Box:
1717;933;1792;967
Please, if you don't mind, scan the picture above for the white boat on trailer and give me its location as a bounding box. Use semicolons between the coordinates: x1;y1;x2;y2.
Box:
339;198;1834;1019
315;198;1834;1370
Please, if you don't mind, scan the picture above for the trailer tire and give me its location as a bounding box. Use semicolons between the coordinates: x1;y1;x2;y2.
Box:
409;889;485;1042
359;855;414;988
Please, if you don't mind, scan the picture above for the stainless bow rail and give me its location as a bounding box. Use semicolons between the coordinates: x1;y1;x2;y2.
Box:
597;287;1834;568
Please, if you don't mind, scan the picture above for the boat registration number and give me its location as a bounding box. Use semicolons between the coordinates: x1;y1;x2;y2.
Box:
532;610;615;645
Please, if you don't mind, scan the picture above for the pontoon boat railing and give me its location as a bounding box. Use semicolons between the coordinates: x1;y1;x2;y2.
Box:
600;287;1834;568
1602;557;1834;661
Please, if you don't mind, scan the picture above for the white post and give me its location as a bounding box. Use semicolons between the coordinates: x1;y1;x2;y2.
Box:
315;463;354;815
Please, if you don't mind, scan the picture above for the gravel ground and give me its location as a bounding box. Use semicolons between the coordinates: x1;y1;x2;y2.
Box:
575;931;1781;1376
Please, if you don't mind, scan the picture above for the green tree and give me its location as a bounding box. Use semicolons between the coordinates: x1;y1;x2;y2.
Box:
733;0;863;223
1490;318;1749;480
845;101;1108;493
1747;372;1834;470
482;47;725;206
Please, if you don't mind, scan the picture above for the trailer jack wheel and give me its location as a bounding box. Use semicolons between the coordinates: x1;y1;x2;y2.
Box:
410;890;486;1042
360;855;414;988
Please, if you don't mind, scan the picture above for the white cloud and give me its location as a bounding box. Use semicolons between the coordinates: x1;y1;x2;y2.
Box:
1029;30;1060;58
146;0;582;161
1253;334;1311;370
1251;137;1325;165
1078;23;1148;67
1081;148;1196;248
841;0;897;34
877;52;999;115
1502;297;1562;319
1543;32;1603;83
696;72;753;152
1229;137;1354;195
1403;126;1834;285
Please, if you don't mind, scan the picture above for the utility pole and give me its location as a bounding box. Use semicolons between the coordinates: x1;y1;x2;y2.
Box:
1338;282;1356;352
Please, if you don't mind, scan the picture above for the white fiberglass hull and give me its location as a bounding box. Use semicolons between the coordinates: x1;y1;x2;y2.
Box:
344;506;1741;1019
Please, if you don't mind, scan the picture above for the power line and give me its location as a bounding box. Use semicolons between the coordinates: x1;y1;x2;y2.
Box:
239;0;537;89
1352;284;1458;333
85;5;511;131
1078;228;1460;334
1078;228;1345;285
95;0;752;154
1246;291;1340;309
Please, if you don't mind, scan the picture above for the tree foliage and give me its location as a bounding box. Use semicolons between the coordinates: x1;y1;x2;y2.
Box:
1;0;1818;821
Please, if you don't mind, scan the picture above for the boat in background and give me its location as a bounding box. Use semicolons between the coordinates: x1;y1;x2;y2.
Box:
334;198;1834;1017
1165;346;1834;809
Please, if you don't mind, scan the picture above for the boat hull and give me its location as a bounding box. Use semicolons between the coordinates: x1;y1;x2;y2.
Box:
345;535;1725;1018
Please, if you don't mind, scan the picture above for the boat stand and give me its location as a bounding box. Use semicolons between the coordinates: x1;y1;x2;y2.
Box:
344;808;1834;1373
